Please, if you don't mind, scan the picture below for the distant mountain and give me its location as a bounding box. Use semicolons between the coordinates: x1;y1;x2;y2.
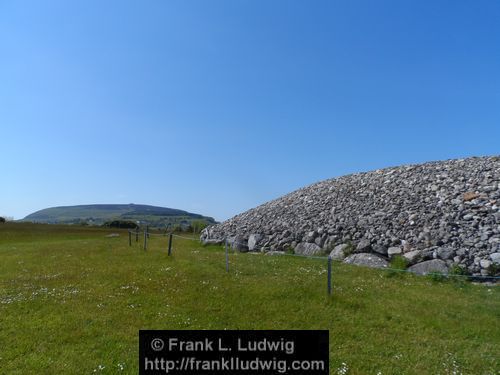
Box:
22;204;216;228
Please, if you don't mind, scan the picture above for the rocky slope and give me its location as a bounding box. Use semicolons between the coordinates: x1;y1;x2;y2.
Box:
201;156;500;277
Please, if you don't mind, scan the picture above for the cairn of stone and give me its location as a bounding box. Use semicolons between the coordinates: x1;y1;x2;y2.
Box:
202;156;500;277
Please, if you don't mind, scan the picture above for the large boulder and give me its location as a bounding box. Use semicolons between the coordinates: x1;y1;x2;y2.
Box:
355;238;372;253
372;244;388;256
294;242;323;256
304;231;318;242
248;234;264;251
230;235;248;252
403;250;422;265
387;246;402;257
408;259;448;275
490;253;500;265
329;244;349;260
436;247;455;260
343;253;388;268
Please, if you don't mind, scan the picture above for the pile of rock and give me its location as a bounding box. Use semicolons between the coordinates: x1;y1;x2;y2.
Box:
201;156;500;277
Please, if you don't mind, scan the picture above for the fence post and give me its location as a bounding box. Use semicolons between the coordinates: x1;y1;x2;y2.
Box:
135;227;139;242
168;233;173;256
128;231;131;247
143;229;147;251
147;225;149;239
225;239;229;272
327;255;332;295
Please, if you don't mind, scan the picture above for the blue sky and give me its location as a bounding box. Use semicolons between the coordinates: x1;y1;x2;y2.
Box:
1;1;499;221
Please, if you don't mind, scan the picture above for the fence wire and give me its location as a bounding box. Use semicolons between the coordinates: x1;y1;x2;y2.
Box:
128;230;500;281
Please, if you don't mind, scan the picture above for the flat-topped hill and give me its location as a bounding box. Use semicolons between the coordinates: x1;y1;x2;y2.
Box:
23;203;216;228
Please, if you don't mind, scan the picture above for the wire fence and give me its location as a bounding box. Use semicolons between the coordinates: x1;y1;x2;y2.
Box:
217;237;500;279
126;228;500;294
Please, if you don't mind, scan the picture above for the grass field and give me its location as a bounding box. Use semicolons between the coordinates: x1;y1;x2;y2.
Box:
0;223;498;374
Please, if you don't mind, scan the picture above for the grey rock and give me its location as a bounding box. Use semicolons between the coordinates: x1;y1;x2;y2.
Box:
436;247;455;260
403;241;413;252
420;248;435;261
482;185;497;192
344;253;389;268
304;231;317;242
480;233;490;241
356;238;372;253
456;248;467;256
403;250;422;265
330;244;349;260
408;260;448;275
294;242;323;256
314;236;326;247
387;246;402;257
248;234;264;251
480;259;492;269
265;251;285;256
231;235;248;252
372;244;388;256
490;253;500;264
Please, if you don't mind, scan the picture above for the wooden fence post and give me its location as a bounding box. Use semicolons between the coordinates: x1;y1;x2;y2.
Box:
168;233;173;256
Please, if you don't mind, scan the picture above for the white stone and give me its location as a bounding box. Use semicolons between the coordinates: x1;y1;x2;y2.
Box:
387;246;402;257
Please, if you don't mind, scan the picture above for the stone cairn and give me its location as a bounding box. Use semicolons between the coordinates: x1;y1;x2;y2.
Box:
201;156;500;277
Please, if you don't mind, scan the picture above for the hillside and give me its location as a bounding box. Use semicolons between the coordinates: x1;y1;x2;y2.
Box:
22;204;216;228
202;156;500;278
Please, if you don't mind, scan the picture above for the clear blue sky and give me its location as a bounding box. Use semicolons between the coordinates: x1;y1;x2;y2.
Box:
1;1;499;221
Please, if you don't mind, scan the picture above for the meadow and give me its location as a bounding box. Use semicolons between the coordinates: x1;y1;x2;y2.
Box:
0;223;498;374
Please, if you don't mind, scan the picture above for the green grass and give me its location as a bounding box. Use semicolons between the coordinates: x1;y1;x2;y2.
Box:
0;223;499;374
